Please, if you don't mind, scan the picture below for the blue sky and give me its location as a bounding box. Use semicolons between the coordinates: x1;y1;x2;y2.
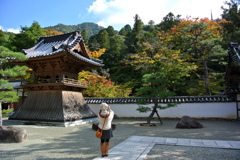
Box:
0;0;229;33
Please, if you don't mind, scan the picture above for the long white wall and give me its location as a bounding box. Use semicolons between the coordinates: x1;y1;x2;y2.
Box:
88;102;237;119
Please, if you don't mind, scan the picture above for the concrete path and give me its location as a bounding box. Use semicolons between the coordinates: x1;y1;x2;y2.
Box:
94;136;240;160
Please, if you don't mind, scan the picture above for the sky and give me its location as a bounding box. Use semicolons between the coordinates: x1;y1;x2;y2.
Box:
0;0;230;33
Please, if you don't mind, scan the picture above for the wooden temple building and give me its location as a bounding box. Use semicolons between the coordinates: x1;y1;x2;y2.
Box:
9;31;103;126
225;42;240;88
225;42;240;120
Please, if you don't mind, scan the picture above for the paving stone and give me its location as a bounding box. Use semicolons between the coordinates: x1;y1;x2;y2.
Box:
153;137;167;144
202;140;218;147
165;138;178;144
141;137;155;142
190;139;204;146
177;138;190;145
215;140;232;148
228;141;240;149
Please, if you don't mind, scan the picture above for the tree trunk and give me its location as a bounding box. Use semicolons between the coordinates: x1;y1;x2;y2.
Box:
155;109;163;125
147;97;158;124
147;109;155;124
202;60;211;95
0;102;2;126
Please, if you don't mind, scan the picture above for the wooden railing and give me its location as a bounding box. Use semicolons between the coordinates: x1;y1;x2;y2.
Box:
62;78;87;86
34;78;87;86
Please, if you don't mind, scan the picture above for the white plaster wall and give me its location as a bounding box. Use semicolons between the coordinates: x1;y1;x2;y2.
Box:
88;102;237;119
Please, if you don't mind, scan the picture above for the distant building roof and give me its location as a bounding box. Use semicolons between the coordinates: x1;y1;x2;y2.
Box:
22;31;103;67
8;80;26;89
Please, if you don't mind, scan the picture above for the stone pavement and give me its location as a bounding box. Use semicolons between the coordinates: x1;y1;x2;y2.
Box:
0;118;240;160
94;136;240;160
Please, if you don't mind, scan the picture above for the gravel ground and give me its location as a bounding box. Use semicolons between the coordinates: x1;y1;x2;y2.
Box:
146;145;240;160
0;118;240;160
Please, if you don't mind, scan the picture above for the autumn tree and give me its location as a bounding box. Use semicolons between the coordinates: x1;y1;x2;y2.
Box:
43;28;62;36
172;18;226;95
87;48;106;59
0;46;28;126
78;71;131;97
131;31;197;124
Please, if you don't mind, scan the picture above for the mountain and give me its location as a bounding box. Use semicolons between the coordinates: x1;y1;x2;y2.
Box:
44;22;104;37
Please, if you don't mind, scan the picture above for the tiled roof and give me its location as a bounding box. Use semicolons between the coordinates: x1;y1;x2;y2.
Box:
85;96;234;104
228;42;240;65
8;80;26;89
22;31;103;67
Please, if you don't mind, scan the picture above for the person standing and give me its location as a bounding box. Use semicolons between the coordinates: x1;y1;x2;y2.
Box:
98;103;114;157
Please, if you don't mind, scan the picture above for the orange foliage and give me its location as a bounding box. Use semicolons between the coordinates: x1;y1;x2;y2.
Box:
43;29;62;36
78;71;131;97
85;47;106;59
170;18;223;36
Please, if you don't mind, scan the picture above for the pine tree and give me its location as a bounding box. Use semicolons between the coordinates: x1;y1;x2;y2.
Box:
130;14;144;53
0;46;28;126
221;0;240;42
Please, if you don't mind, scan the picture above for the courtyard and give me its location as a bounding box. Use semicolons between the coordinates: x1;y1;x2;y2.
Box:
0;118;240;160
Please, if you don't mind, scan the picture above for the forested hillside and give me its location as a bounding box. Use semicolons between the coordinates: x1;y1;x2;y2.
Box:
44;22;104;38
0;0;239;97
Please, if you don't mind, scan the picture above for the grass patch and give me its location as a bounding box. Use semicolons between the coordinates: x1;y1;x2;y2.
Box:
2;108;14;117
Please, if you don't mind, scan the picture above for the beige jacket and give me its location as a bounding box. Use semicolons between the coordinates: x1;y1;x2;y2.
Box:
98;109;114;130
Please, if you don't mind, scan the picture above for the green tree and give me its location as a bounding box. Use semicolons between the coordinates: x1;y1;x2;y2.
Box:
221;0;240;43
0;30;8;47
98;30;110;49
10;21;46;51
157;12;181;31
102;35;128;83
88;35;101;51
119;28;127;36
81;28;88;44
106;26;116;36
0;46;28;126
130;14;144;53
131;32;197;124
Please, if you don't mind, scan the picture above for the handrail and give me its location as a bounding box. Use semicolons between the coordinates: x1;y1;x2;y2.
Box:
33;77;87;86
62;78;87;86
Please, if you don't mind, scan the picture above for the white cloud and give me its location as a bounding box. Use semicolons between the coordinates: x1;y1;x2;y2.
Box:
6;28;20;34
88;0;228;30
0;26;20;33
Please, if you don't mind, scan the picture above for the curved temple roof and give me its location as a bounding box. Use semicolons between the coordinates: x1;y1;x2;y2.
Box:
22;31;103;67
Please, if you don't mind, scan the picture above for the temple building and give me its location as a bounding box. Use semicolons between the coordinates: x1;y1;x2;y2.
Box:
9;31;103;126
225;42;240;94
225;42;240;120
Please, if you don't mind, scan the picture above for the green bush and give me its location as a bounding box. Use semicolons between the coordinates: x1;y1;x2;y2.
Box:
2;108;14;117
